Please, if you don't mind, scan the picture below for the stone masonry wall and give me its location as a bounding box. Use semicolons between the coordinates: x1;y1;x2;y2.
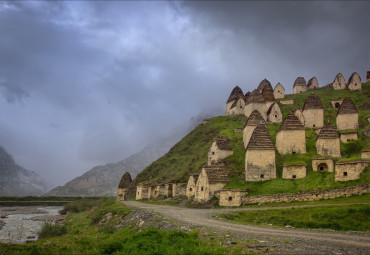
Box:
302;109;324;128
186;176;197;198
312;158;334;172
241;184;370;204
243;125;257;149
208;142;233;165
293;85;307;94
276;129;306;154
316;138;341;158
335;161;370;181
244;102;272;120
337;113;359;131
280;99;294;105
282;164;306;179
362;150;370;159
219;189;248;207
228;98;245;116
245;149;276;181
340;132;358;143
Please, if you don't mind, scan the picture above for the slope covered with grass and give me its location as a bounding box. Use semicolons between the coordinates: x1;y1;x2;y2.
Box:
134;83;370;195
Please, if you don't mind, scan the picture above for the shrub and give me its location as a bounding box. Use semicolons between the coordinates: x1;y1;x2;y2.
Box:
38;222;67;238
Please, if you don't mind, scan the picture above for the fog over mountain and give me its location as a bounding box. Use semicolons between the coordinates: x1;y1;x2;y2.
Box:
0;1;369;188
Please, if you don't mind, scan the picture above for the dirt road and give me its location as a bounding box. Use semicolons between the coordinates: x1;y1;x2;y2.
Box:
124;201;370;254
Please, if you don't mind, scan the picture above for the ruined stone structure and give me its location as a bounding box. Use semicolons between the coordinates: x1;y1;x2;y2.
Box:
244;79;275;119
273;83;285;99
336;97;358;130
245;124;276;181
332;73;346;90
293;77;307;94
335;160;370;181
307;76;319;90
117;172;132;201
291;108;305;125
367;71;370;83
331;98;343;109
276;112;306;154
302;93;324;128
219;189;248;207
282;163;306;179
241;184;370;205
340;131;358;143
136;184;150;200
171;182;187;197
186;174;199;198
226;86;245;116
280;99;294;105
316;123;341;158
312;158;334;172
362;150;370;159
208;138;233;165
347;72;362;91
194;163;230;202
266;103;282;123
243;110;265;148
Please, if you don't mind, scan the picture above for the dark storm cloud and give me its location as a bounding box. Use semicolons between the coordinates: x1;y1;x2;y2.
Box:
0;1;369;186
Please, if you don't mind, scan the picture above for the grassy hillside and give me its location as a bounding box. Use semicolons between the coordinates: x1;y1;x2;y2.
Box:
134;83;370;195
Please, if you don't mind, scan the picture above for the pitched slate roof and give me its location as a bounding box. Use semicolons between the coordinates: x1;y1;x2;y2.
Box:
202;163;230;184
278;112;305;131
215;138;232;151
347;72;361;85
245;89;266;104
227;86;244;103
307;76;319;89
247;124;275;150
118;172;132;188
317;123;339;139
293;77;307;87
337;97;358;115
244;110;266;127
302;93;323;110
257;79;273;92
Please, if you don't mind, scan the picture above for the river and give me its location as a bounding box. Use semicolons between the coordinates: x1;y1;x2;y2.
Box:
0;206;63;243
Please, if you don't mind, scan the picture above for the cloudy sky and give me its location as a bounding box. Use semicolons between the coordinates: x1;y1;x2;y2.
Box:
1;1;369;187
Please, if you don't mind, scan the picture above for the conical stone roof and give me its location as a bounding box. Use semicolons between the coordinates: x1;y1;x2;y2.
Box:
337;97;358;115
293;77;307;87
227;86;244;103
302;93;323;110
244;110;266;127
257;79;273;92
247;124;275;150
215;138;232;151
347;72;361;85
245;89;265;104
118;172;132;188
307;76;319;89
317;123;339;139
202;163;230;184
261;87;275;102
278;112;305;131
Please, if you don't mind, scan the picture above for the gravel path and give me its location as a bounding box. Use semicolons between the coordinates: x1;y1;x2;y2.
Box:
124;201;370;254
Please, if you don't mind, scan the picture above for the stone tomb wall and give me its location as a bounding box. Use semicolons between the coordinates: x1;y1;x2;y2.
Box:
276;129;306;154
280;99;294;105
340;131;358;143
241;184;370;205
219;189;248;207
282;164;306;179
302;109;324;128
362;150;370;159
245;149;276;181
335;161;370;182
186;176;197;198
337;113;358;131
331;99;343;109
243;125;257;149
312;158;334;172
316;138;341;158
208;142;233;165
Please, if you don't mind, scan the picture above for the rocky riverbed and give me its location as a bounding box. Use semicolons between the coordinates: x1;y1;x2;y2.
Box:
0;206;63;243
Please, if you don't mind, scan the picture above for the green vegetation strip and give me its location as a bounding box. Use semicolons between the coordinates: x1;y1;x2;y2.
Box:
0;198;238;254
216;204;370;231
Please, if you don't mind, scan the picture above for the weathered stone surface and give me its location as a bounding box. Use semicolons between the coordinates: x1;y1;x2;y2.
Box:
186;174;199;198
208;139;233;165
219;189;248;207
307;76;319;90
347;72;362;91
331;98;343;109
282;164;306;179
312;158;334;172
273;83;285;99
332;73;346;90
226;86;245;116
316;123;341;158
302;94;324;128
336;97;358;130
335;160;370;181
293;77;307;94
340;131;358;143
362;150;370;159
266;103;282;123
280;99;294;105
242;184;370;204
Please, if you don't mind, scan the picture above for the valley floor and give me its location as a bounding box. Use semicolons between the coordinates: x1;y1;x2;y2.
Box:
124;200;370;254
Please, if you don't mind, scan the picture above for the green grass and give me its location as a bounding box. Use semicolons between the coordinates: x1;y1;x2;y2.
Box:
216;204;370;231
133;83;370;194
0;198;238;255
38;222;67;238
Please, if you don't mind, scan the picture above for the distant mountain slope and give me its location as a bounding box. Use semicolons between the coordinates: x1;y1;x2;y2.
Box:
45;115;212;197
0;146;50;196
